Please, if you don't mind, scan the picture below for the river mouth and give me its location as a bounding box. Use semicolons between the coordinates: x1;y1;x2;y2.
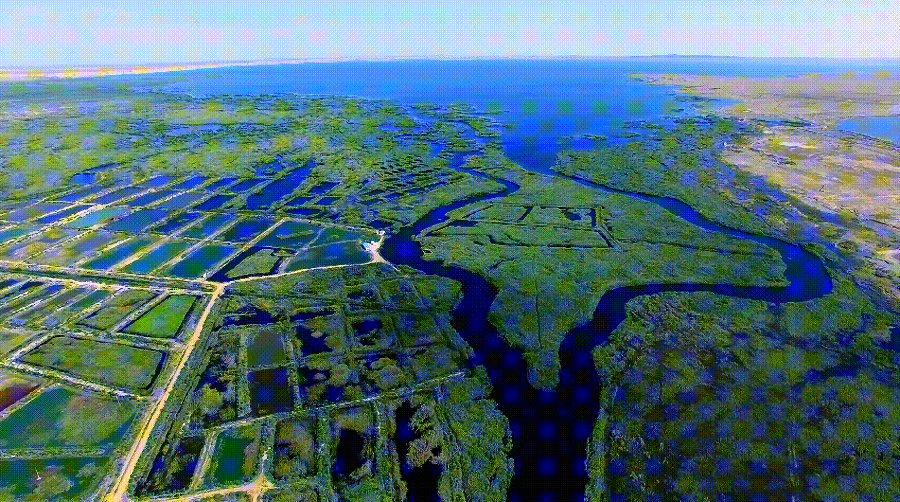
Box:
380;123;832;500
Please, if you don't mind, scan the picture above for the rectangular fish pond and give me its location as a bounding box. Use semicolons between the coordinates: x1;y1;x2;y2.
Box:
0;202;68;222
203;178;239;191
54;184;109;202
125;189;176;207
152;212;201;233
247;366;294;416
154;191;204;211
88;187;147;204
204;426;261;487
257;220;323;249
166;245;237;279
194;194;236;211
80;238;152;270
217;218;276;244
172;176;211;190
0;456;109;501
181;215;231;239
34;204;91;224
65;208;128;228
121;240;191;274
105;209;171;232
285;242;371;272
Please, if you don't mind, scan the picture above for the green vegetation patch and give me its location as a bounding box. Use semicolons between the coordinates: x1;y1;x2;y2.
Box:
225;249;280;280
19;336;163;391
420;148;786;391
123;294;197;338
76;289;156;331
588;290;900;502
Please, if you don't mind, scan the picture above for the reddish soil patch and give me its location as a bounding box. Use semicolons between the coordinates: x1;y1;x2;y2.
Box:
0;384;40;413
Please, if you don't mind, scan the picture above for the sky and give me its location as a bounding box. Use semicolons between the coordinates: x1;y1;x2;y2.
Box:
1;0;899;66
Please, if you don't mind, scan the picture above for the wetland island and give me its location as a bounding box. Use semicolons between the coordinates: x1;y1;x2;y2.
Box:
1;9;900;502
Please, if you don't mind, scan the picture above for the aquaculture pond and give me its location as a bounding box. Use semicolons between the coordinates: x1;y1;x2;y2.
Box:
66;208;127;228
316;196;340;206
54;184;108;202
256;220;322;249
172;176;211;190
0;380;39;413
247;327;288;368
207;246;285;282
140;175;180;187
0;456;108;501
15;287;90;323
34;204;91;224
0;227;29;243
245;161;314;210
69;289;111;310
285;243;370;271
68;172;95;184
68;232;120;254
1;202;68;222
126;189;175;206
207;432;255;485
308;181;337;194
167;245;236;279
105;208;170;232
247;366;294;416
227;178;264;193
155;191;204;211
121;241;191;274
203;178;239;191
217;219;275;243
88;187;146;204
0;387;74;448
182;215;231;239
153;212;201;233
81;239;151;270
195;193;236;211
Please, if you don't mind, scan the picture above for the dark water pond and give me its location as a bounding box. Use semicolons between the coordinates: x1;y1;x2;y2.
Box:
218;219;275;243
172;176;211;190
245;161;313;210
153;212;201;233
167;245;235;279
247;327;287;368
34;204;91;224
286;195;313;206
333;429;369;479
182;215;230;239
55;185;109;202
68;172;95;185
204;178;239;191
122;241;190;274
126;190;175;206
394;402;441;502
295;326;329;357
195;193;236;211
257;221;321;249
106;209;170;232
1;202;68;222
155;191;204;211
89;187;146;204
228;178;264;193
247;366;294;416
308;181;337;194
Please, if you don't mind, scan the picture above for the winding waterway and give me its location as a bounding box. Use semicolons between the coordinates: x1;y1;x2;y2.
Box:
381;141;832;500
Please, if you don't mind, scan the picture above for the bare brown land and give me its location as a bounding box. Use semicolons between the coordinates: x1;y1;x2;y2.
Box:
639;73;900;123
641;73;900;270
0;59;338;82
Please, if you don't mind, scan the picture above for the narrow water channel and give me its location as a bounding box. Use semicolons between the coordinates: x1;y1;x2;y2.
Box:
381;140;833;500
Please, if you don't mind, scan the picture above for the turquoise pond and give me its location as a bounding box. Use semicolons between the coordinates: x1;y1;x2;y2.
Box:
121;241;191;274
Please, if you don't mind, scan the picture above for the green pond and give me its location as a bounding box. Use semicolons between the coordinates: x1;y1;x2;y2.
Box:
0;456;108;501
207;432;253;486
0;387;134;449
285;243;370;272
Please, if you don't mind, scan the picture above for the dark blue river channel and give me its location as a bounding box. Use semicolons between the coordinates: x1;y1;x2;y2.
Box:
382;145;832;501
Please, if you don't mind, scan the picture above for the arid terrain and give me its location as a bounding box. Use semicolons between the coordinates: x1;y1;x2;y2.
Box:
642;73;900;270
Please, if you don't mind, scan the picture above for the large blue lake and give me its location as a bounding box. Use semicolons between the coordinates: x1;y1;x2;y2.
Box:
124;58;898;501
132;58;900;172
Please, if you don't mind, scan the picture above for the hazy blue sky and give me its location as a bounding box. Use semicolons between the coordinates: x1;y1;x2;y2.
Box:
2;0;898;65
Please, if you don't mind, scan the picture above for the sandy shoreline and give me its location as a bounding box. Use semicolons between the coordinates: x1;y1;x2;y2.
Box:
0;58;358;82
